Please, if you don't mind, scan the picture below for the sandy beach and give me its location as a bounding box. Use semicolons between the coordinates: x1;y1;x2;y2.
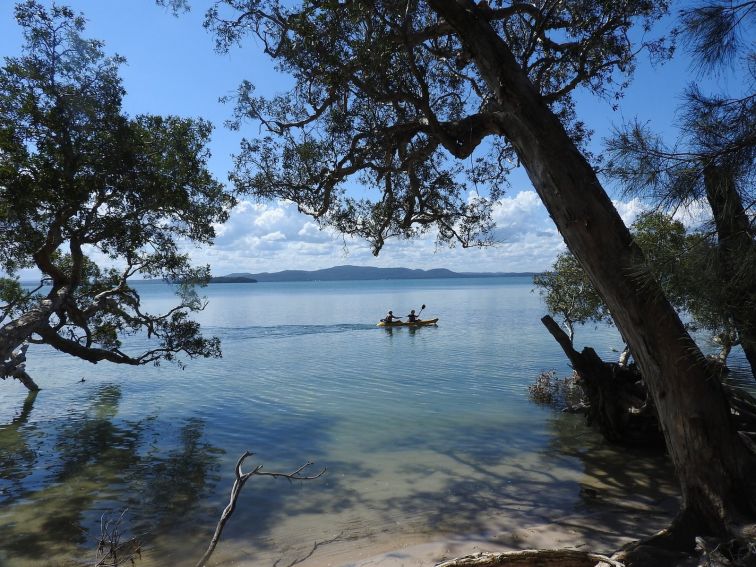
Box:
221;501;680;567
210;444;681;567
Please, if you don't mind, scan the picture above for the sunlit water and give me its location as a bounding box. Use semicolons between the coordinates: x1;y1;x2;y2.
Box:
0;277;750;566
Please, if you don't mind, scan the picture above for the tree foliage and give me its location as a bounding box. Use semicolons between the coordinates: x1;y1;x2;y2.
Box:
536;211;743;362
0;1;235;390
200;0;668;254
605;0;756;376
533;253;606;344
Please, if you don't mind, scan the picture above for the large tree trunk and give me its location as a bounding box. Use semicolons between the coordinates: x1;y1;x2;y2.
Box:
430;0;756;543
703;163;756;379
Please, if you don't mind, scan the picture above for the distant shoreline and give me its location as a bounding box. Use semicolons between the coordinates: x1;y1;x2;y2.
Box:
214;265;536;283
20;267;538;286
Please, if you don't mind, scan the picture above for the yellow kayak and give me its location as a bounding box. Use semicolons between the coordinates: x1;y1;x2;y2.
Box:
376;318;439;327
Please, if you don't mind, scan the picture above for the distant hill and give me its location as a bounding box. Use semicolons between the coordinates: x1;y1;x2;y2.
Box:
218;265;534;282
209;275;258;284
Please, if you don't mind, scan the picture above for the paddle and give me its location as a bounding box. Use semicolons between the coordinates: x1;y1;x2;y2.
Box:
407;304;426;321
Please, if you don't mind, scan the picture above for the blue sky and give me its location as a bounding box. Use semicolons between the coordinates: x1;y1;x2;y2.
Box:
0;1;734;277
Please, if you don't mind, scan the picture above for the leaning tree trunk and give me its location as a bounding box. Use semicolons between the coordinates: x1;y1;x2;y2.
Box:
0;285;69;391
430;0;756;544
703;163;756;379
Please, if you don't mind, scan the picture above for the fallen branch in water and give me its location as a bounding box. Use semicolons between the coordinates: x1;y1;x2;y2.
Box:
93;509;142;567
195;451;326;567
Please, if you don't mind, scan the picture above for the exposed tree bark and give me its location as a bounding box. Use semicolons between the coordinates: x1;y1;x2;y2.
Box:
429;0;756;544
617;343;632;368
1;344;40;391
703;163;756;378
435;550;623;567
0;286;69;391
0;286;69;359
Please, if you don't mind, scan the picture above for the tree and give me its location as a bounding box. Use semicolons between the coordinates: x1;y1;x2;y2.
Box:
537;211;742;366
533;253;607;345
605;0;756;378
0;2;234;391
199;0;756;552
632;211;743;363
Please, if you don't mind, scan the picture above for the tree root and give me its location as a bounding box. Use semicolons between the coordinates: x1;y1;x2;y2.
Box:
435;549;623;567
611;512;756;567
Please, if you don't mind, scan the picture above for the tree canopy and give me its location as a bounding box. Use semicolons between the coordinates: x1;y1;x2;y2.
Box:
0;1;235;390
201;0;668;254
533;252;606;344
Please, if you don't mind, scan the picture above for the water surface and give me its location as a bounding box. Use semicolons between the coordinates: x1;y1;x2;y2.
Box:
0;277;747;566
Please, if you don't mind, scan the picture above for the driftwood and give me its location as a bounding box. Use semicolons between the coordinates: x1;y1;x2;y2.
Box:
435;549;623;567
195;452;325;567
541;315;664;446
94;510;142;567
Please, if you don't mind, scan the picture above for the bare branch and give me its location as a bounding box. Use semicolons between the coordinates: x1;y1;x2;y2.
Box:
93;509;142;567
195;452;325;567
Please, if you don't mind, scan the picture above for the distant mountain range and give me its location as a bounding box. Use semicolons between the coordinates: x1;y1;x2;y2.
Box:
210;265;534;283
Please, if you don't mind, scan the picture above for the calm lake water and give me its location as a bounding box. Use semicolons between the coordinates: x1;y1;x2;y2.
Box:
0;277;750;566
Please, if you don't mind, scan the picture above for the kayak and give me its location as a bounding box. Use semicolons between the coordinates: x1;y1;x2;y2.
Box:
376;318;439;327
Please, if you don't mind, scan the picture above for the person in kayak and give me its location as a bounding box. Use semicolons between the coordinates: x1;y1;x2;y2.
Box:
382;310;401;323
407;309;418;323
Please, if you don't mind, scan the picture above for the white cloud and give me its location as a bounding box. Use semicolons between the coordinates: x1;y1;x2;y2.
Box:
612;197;647;226
253;207;287;228
260;231;286;242
12;192;658;281
490;191;551;242
297;221;330;242
672;200;712;229
190;190;664;275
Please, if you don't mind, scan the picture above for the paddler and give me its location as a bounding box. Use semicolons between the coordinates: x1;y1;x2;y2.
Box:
382;310;401;323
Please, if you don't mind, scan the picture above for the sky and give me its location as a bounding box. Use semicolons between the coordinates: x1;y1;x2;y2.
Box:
0;1;739;278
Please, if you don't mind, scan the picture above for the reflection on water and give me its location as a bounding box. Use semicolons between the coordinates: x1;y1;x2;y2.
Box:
0;382;680;567
0;392;39;492
0;385;222;566
0;279;695;566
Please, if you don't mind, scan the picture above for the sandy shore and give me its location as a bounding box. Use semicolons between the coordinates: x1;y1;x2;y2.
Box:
331;505;679;567
223;479;680;567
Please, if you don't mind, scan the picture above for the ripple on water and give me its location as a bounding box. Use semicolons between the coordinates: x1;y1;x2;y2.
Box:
0;277;703;566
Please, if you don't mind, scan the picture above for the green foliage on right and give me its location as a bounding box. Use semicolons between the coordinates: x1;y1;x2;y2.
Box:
535;211;738;360
533;254;606;343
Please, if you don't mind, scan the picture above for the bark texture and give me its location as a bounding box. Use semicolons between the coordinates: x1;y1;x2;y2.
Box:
0;286;69;391
429;0;756;541
435;550;622;567
703;164;756;379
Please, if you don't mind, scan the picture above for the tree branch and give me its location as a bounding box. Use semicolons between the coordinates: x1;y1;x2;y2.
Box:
195;452;325;567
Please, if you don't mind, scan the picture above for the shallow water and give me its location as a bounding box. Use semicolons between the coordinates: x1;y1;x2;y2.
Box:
0;277;749;566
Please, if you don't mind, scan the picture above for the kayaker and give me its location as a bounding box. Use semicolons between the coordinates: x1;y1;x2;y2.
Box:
407;309;418;323
383;310;401;323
